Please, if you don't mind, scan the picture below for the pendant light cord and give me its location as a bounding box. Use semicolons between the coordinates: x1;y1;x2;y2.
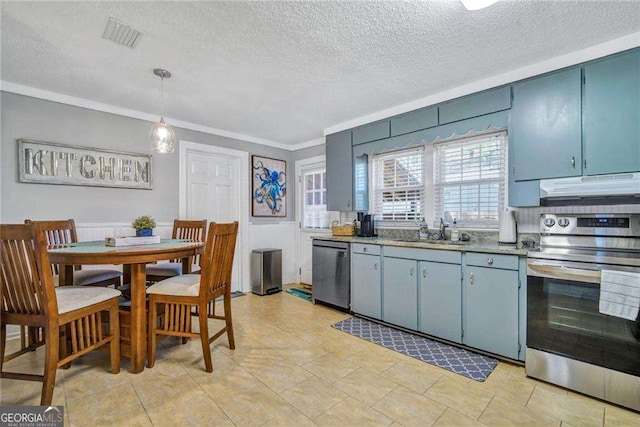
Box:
160;76;165;119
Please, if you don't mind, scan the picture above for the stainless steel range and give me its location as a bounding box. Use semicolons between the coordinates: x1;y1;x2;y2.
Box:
526;213;640;411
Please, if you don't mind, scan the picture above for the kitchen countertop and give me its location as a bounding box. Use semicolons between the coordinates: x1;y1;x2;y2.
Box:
312;235;529;256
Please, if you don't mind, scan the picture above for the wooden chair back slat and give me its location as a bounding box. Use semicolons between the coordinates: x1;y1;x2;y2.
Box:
199;222;238;298
25;219;79;275
1;224;56;317
170;220;207;264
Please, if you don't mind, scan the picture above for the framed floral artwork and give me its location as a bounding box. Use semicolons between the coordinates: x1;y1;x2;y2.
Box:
251;155;286;217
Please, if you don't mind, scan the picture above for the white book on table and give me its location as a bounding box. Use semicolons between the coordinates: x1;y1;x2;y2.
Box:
105;235;161;247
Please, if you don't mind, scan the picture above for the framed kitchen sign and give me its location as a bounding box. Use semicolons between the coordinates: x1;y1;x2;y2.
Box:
18;139;153;190
251;155;286;217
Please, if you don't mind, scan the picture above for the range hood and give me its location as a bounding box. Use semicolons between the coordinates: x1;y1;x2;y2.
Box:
540;173;640;200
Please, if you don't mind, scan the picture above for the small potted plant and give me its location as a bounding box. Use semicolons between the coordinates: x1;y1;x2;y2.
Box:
132;215;157;237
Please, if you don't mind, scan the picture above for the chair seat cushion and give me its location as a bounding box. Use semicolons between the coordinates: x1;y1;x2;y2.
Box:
56;287;122;314
146;274;201;297
73;269;122;286
146;262;200;277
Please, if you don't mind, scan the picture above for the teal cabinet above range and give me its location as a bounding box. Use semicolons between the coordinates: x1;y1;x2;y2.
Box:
583;49;640;176
511;67;583;181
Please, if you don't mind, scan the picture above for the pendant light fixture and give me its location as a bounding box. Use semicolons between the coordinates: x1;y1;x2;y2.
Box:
149;68;176;153
461;0;500;10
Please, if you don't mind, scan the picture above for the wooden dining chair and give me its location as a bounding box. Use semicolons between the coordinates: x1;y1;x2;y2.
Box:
146;221;238;372
145;219;207;284
0;223;121;405
25;219;123;288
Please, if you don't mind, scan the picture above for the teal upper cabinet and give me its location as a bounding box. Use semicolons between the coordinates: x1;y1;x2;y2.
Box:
439;86;511;125
326;130;353;211
511;68;582;181
352;121;390;145
390;107;438;137
583;50;640;175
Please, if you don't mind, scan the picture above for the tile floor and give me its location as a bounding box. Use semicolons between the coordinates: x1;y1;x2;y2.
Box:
2;290;639;426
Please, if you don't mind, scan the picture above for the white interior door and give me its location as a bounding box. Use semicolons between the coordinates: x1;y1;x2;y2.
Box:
296;156;336;285
186;150;241;291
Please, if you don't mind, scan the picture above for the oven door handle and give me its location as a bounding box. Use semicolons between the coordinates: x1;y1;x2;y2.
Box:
527;263;601;284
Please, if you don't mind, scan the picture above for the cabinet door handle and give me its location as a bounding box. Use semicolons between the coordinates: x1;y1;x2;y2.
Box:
410;266;414;276
422;267;427;278
347;200;351;208
571;156;575;168
487;258;494;265
363;247;368;253
584;159;587;169
470;272;474;285
374;262;378;271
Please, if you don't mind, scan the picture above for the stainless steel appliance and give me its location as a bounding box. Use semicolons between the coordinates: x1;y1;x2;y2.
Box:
312;240;350;309
526;213;640;410
250;248;282;295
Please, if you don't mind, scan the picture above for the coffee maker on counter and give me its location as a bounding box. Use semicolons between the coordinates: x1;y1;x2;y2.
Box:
357;213;376;237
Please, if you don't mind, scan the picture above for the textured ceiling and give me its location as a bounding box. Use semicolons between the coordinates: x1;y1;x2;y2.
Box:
1;1;639;146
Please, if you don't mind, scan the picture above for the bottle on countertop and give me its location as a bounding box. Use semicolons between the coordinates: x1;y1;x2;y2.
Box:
451;218;459;242
419;218;429;240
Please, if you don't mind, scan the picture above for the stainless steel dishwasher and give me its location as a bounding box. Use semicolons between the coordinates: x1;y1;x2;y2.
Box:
312;240;350;310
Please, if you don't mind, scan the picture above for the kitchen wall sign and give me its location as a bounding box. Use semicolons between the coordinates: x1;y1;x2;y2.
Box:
251;155;286;217
18;139;153;190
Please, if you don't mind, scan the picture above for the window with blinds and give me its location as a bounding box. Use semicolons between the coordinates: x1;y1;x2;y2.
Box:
372;148;425;221
433;132;507;228
302;169;330;229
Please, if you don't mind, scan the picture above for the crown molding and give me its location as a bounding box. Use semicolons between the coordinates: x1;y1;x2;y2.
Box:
0;81;294;151
324;32;640;136
288;137;326;151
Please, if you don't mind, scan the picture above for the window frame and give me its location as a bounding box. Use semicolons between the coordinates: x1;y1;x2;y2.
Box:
370;146;427;225
300;166;331;230
432;131;508;229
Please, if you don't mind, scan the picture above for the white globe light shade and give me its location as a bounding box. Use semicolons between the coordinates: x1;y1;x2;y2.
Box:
149;118;176;154
461;0;500;10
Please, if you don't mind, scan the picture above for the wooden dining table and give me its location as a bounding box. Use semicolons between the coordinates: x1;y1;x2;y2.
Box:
48;239;204;373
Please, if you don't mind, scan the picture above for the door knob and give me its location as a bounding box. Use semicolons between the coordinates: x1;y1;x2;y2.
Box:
487;258;494;265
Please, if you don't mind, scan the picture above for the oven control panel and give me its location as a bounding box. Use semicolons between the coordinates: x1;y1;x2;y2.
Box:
540;214;640;237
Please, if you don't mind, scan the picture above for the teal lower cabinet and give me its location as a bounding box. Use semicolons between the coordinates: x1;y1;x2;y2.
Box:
418;261;462;343
352;251;382;319
383;256;418;330
463;253;520;360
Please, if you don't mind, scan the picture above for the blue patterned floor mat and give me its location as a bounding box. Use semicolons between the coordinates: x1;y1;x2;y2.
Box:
332;317;498;382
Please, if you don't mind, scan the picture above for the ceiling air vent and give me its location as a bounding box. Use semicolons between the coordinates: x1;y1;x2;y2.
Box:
102;17;142;49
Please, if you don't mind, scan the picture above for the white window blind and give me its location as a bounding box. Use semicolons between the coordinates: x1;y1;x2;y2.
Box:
372;147;425;221
434;132;507;228
302;169;330;229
